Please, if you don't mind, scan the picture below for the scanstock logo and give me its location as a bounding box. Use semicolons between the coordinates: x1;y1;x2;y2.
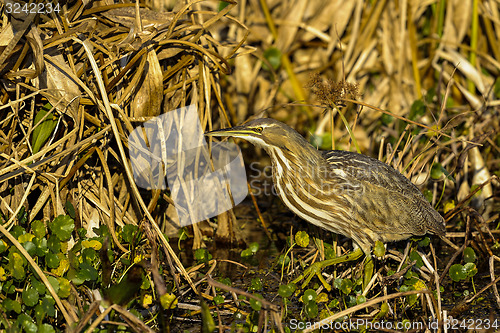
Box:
128;105;247;226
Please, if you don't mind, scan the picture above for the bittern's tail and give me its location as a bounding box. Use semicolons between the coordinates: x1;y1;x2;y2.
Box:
426;209;446;236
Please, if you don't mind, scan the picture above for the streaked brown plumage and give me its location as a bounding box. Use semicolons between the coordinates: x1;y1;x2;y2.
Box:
206;118;445;254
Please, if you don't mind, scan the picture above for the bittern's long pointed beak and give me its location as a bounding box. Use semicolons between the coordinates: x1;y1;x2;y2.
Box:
205;126;257;138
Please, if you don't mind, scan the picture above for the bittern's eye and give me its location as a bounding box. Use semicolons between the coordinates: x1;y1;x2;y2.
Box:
255;127;263;133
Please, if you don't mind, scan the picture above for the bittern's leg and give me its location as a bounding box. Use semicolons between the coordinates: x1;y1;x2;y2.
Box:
292;247;364;291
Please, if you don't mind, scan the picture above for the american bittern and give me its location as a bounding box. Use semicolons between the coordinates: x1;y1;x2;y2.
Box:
206;118;446;288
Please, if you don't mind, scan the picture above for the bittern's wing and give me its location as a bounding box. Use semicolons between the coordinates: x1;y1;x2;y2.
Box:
322;150;445;239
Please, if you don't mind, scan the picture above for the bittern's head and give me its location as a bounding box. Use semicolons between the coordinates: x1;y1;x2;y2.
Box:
205;118;322;163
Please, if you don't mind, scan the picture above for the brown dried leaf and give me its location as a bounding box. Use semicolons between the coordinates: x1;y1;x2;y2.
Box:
131;47;163;117
444;0;471;45
469;146;493;201
24;25;45;78
302;0;356;44
0;11;37;76
37;51;80;122
102;7;173;28
276;0;308;52
0;22;14;47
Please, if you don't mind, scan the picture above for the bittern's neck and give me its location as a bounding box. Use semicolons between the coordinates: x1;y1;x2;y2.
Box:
263;138;326;178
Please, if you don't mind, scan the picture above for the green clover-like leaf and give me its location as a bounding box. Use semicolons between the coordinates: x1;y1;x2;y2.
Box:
47;276;60;294
0;239;8;253
49;215;75;241
23;241;36;257
463;262;478;278
46;252;60;269
356;295;367;304
33;237;49;257
57;277;71;298
249;294;263;311
248;242;259;253
194;248;212;263
328;298;340;309
213;294;224;305
276;254;290;265
373;241;385;257
18;233;34;243
16;313;36;333
304;300;318;318
449;264;467;282
38;324;56;333
122;224;139;244
263;47;282;71
400;285;418;306
302;289;317;303
295;231;310;248
160;293;178;309
31;220;46;238
39;296;56;318
249;277;263;291
278;284;295;298
78;262;99;282
30;277;46;295
22;288;39;307
409;251;424;269
47;235;61;253
463;247;477;263
64;201;76;219
241;242;259;257
3;298;22;314
9;252;26;280
340;279;353;295
418;237;431;247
